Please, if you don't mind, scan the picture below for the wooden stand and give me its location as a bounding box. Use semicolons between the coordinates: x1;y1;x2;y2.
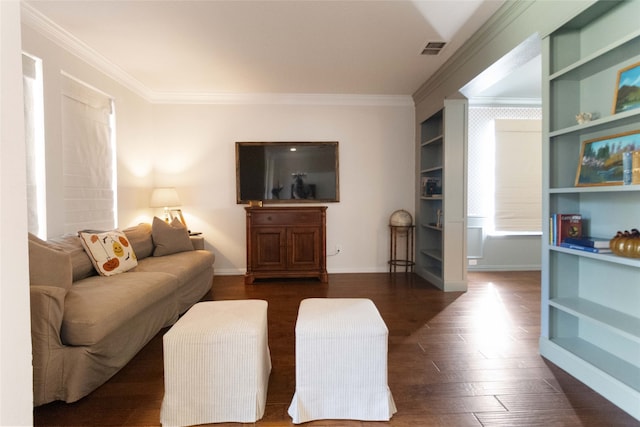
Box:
388;225;414;273
245;206;327;284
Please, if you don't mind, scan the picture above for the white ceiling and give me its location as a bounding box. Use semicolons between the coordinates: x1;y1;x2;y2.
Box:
24;0;508;98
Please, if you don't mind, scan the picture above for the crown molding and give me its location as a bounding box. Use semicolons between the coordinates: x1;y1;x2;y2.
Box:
150;91;414;106
21;2;155;100
21;2;414;107
412;1;534;105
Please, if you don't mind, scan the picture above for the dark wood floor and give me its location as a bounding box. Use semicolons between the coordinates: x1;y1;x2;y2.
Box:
34;272;639;426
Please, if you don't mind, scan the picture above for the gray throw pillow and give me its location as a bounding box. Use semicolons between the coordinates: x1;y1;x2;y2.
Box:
152;216;193;256
122;223;154;259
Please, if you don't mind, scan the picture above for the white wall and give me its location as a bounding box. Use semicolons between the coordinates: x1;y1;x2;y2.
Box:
21;14;416;276
140;102;415;274
1;1;33;424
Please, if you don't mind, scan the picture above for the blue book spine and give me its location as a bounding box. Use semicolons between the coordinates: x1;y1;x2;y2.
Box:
563;237;610;248
560;242;610;253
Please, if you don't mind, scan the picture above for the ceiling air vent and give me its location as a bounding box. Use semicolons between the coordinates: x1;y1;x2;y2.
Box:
421;41;446;55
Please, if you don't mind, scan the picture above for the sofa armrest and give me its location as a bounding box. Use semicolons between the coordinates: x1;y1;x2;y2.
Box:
30;285;67;405
190;235;205;250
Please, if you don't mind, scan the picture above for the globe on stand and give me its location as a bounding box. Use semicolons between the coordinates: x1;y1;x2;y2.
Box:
389;209;413;233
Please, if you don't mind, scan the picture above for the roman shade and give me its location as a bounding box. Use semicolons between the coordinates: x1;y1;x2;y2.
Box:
61;74;115;234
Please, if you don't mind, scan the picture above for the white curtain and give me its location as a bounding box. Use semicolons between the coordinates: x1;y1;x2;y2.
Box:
61;75;115;234
494;119;542;233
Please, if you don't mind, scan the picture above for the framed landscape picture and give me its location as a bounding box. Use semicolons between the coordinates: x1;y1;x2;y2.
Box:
575;130;640;186
613;62;640;114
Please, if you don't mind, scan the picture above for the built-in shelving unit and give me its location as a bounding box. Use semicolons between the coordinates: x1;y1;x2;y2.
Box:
416;100;467;291
540;1;640;420
418;109;444;285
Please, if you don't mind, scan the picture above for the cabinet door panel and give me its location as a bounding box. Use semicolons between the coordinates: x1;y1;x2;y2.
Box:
252;227;286;270
288;227;320;270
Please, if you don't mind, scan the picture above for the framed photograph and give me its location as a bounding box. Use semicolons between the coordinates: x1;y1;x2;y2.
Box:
575;130;640;186
613;61;640;114
168;208;187;227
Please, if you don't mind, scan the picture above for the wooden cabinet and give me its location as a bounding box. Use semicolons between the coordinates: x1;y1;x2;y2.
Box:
540;1;640;420
245;206;327;284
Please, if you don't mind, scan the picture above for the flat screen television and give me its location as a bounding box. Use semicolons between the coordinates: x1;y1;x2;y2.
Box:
236;141;339;204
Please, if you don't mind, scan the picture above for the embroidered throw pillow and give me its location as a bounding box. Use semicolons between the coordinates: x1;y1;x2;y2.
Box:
79;230;138;276
152;216;194;256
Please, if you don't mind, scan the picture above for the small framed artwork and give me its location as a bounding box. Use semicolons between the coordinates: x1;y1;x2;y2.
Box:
575;129;640;186
168;208;187;227
613;61;640;114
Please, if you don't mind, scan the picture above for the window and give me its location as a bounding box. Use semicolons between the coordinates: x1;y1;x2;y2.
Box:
467;107;542;234
61;74;116;233
22;53;46;238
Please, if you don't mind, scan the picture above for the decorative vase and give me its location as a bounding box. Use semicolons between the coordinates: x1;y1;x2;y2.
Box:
610;229;640;257
610;231;627;256
627;229;640;258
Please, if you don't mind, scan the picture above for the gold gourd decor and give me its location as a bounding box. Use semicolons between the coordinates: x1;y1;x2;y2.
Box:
609;229;640;258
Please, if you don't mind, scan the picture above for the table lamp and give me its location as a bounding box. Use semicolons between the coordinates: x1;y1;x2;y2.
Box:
150;187;181;222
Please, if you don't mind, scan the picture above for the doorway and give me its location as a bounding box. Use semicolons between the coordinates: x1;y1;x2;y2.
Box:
460;34;543;271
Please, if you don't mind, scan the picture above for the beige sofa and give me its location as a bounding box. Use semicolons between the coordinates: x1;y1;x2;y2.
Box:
28;221;215;406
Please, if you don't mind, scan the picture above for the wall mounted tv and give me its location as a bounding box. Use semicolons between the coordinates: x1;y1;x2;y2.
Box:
236;141;339;204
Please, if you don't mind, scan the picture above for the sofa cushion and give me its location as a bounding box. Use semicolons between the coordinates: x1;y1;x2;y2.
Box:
122;223;154;260
48;234;96;282
133;250;215;284
61;271;178;346
79;230;138;276
152;216;194;257
28;233;73;290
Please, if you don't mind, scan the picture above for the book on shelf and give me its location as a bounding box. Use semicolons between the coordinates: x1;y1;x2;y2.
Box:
560;242;612;254
550;213;582;246
563;236;610;249
421;177;441;197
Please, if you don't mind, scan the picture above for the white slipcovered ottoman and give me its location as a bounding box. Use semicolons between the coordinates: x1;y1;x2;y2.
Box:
288;298;396;424
160;300;271;426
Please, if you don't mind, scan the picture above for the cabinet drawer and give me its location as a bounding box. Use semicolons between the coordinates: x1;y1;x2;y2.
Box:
250;210;322;226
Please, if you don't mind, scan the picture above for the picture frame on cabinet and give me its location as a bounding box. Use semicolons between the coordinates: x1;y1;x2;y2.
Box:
575;129;640;186
613;61;640;114
169;208;187;228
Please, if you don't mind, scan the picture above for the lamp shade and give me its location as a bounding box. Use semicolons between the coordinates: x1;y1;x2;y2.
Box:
150;187;181;208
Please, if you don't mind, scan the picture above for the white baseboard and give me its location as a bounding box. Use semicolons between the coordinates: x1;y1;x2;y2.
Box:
214;267;392;276
468;264;541;272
